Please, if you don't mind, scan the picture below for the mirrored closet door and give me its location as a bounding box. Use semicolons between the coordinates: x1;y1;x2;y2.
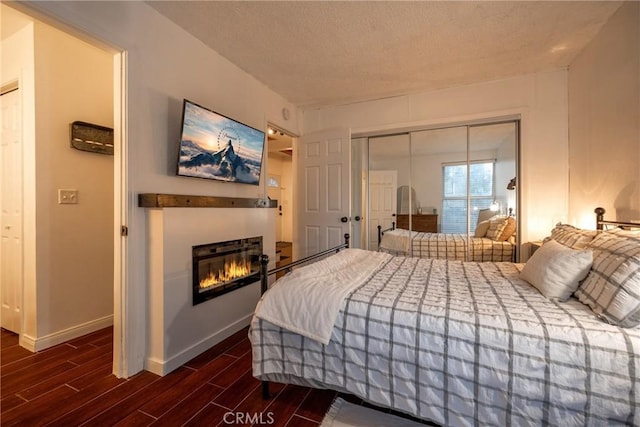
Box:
366;120;519;260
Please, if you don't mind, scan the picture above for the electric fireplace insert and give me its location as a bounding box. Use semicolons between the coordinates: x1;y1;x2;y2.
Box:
192;236;262;305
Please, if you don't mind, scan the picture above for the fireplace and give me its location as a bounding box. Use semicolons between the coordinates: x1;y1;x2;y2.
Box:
192;236;263;305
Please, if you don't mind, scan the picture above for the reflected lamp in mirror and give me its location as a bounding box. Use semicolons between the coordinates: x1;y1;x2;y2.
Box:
507;177;516;190
490;200;500;212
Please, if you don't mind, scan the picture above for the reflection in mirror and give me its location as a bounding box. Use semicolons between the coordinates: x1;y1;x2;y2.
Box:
367;119;519;261
469;122;518;260
469;123;517;221
367;134;410;250
411;126;467;234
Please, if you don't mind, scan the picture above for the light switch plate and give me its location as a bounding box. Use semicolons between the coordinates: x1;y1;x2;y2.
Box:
58;189;78;204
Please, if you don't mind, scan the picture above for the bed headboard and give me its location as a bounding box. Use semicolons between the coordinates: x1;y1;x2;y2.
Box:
595;207;640;230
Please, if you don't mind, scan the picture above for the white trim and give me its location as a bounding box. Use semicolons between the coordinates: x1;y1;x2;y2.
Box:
145;314;253;376
113;50;130;378
19;315;114;352
351;108;524;138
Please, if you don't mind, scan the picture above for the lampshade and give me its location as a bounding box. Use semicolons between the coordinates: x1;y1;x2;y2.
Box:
507;177;516;190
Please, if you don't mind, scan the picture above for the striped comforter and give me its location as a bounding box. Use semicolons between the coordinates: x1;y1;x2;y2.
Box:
250;251;639;426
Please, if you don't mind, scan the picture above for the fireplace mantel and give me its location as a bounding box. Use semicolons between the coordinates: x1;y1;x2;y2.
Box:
138;193;277;209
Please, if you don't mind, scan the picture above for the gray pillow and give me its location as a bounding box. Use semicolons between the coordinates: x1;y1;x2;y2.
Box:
474;220;491;237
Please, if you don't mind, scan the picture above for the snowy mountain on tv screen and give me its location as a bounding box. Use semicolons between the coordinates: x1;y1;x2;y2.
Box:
179;139;260;184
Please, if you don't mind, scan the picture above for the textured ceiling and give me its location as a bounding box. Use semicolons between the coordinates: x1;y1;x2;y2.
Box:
148;1;622;109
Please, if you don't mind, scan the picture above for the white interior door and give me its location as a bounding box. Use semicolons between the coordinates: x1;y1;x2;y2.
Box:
267;174;282;242
368;170;397;250
1;86;23;333
296;128;351;258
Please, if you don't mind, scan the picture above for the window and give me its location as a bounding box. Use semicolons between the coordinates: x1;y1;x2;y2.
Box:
441;161;494;233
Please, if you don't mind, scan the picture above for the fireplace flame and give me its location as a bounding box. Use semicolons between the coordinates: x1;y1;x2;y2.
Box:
200;257;252;290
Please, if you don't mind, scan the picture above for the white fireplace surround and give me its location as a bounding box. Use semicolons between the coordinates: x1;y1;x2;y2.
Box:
145;206;276;375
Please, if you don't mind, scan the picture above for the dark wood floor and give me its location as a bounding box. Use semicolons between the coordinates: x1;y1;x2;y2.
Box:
0;326;344;426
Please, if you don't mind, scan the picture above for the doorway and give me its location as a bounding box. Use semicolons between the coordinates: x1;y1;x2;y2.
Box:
266;125;294;271
1;5;124;370
368;170;397;250
0;81;22;333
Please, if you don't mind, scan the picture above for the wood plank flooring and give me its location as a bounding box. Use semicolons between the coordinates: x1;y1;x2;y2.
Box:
0;326;342;426
1;326;433;426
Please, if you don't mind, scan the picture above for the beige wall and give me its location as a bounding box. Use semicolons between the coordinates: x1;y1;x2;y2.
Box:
568;1;640;227
33;21;114;345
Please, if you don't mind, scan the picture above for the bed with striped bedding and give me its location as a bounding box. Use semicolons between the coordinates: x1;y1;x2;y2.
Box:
379;229;515;262
250;249;639;426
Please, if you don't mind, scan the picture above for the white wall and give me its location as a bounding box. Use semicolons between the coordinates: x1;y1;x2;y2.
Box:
496;139;517;215
22;0;295;375
568;1;640;227
147;207;275;375
369;138;497;216
305;71;569;244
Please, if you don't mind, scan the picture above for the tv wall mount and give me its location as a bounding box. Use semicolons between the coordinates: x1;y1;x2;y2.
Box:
70;121;114;155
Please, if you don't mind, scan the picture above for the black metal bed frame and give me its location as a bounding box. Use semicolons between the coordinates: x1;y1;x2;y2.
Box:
258;233;350;399
595;207;640;230
377;222;396;247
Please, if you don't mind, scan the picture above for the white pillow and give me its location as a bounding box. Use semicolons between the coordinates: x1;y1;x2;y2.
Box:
520;239;593;301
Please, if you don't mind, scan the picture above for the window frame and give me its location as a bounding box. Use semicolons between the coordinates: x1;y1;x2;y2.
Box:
441;159;496;234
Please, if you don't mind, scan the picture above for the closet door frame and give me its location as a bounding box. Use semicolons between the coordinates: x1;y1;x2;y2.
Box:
363;116;521;261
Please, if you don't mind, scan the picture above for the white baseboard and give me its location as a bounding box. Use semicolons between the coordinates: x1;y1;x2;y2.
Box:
145;314;253;376
20;315;114;352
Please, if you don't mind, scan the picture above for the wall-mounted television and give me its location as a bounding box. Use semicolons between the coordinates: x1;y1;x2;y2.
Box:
177;99;265;186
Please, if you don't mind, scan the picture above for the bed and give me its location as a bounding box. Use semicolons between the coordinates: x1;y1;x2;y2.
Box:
250;208;639;426
377;213;516;262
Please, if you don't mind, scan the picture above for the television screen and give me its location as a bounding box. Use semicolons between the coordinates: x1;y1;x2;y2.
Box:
177;99;265;185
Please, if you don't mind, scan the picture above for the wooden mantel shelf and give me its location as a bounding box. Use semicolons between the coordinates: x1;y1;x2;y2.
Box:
138;193;277;208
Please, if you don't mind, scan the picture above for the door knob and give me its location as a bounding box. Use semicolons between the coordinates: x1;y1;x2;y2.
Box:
392;213;396;217
341;217;348;223
354;216;361;221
